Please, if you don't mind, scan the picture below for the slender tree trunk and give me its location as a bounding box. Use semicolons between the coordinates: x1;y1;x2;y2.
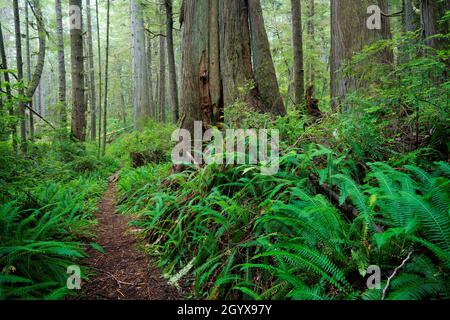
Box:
159;3;167;123
25;2;34;141
0;22;17;151
86;0;97;140
95;0;102;154
165;0;179;123
102;0;110;156
130;0;151;128
55;0;67;130
180;0;285;134
290;0;305;106
13;0;27;154
330;0;392;110
26;1;46;101
307;0;315;86
145;27;155;118
70;0;87;141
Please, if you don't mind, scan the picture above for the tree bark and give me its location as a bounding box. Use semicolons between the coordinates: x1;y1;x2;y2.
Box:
290;0;305;106
86;0;97;140
165;0;179;123
421;0;449;50
145;27;155;118
0;21;17;151
25;2;34;141
248;0;286;115
159;3;167;123
13;0;27;154
130;0;151;128
55;0;67;129
330;0;392;111
102;0;110;155
70;0;87;141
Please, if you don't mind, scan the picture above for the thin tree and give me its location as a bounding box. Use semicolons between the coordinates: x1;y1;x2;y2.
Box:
165;0;179;123
13;0;27;154
130;0;151;128
290;0;305;106
0;22;17;152
86;0;97;140
102;0;111;156
158;2;166;123
69;0;87;141
55;0;67;130
96;0;102;155
306;0;315;86
25;2;34;141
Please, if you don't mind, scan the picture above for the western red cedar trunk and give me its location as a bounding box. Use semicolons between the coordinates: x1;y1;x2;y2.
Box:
165;0;179;123
13;0;27;154
290;0;305;106
330;0;392;111
55;0;67;129
86;0;97;140
145;26;155;118
70;0;87;141
421;0;449;50
248;0;286;116
96;0;102;153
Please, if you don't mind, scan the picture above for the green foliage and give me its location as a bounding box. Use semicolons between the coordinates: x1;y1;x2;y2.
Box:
117;138;449;300
0;139;117;300
109;120;177;166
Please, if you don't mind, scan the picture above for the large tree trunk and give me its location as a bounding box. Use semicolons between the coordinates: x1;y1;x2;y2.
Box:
330;0;392;110
95;0;102;153
248;0;285;115
86;0;97;140
130;0;151;129
180;0;285;134
421;0;449;50
290;0;305;106
13;0;27;154
70;0;87;141
306;0;315;86
165;0;179;123
159;3;167;123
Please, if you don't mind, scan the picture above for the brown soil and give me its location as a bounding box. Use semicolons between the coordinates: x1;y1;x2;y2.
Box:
80;178;179;300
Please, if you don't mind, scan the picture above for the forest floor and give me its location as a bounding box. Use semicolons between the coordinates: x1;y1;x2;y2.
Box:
79;176;179;300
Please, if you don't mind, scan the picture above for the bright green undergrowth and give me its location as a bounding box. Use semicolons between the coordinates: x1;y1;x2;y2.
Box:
0;140;118;299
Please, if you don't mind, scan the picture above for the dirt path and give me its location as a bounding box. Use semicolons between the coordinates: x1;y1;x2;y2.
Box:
81;178;179;300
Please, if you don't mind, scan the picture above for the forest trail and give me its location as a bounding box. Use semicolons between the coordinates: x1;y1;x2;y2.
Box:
81;177;179;300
